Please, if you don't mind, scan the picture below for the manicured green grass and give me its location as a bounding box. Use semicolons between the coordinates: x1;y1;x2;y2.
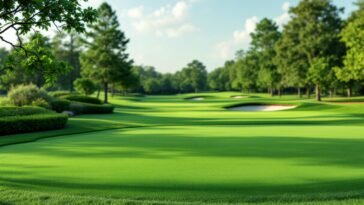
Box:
1;92;364;204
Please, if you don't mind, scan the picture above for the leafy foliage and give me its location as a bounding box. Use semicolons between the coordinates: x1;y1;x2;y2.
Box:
69;102;114;115
74;78;97;96
63;95;102;105
81;3;133;103
7;84;52;107
335;0;364;83
3;33;71;87
50;99;71;113
0;0;96;48
0;106;50;117
0;113;68;135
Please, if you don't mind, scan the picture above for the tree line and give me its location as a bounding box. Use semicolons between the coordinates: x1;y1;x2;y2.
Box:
208;0;364;101
117;0;364;100
1;0;364;102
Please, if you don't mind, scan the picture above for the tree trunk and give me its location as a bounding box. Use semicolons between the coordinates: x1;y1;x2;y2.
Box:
298;87;302;98
315;84;321;101
270;88;274;97
347;87;353;97
278;89;282;97
104;83;108;104
306;84;311;99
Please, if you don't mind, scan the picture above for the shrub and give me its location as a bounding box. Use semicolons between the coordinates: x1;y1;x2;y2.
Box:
0;99;11;106
64;95;102;105
74;78;97;96
0;113;68;135
48;91;72;98
50;99;71;113
8;84;52;106
70;102;114;115
31;99;51;109
0;106;50;117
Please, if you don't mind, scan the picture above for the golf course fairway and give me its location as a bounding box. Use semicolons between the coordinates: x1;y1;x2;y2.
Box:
1;92;364;205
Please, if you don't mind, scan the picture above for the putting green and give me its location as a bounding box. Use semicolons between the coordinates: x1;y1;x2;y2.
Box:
1;92;364;204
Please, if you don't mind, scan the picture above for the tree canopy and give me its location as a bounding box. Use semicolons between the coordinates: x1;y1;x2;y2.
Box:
0;0;96;49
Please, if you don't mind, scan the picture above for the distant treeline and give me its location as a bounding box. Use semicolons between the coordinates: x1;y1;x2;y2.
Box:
1;0;364;101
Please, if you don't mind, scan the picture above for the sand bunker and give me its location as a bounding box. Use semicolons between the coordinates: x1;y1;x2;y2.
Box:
231;96;248;99
227;104;296;112
187;97;205;101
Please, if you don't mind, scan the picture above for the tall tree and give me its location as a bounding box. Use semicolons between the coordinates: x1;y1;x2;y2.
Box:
275;18;309;98
81;3;133;103
52;31;82;91
235;51;259;93
208;61;232;91
250;18;281;96
288;0;343;101
335;0;364;97
181;60;207;93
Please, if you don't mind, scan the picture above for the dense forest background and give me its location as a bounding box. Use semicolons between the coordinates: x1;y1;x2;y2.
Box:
1;0;364;102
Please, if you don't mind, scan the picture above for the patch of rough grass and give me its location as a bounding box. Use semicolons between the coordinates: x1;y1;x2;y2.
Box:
1;187;364;205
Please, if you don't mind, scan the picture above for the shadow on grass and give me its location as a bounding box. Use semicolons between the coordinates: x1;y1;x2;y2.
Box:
3;131;364;168
1;168;364;203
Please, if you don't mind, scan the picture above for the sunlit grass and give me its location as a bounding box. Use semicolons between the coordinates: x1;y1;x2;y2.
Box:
1;92;364;204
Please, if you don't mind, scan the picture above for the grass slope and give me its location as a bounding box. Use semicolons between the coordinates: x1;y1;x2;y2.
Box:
1;92;364;204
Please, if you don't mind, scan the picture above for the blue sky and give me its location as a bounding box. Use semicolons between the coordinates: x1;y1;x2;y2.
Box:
0;0;358;73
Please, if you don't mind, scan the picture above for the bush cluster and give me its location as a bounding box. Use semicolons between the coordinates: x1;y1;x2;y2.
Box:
63;95;102;105
69;102;114;115
8;84;52;107
0;113;68;135
0;106;50;117
0;107;68;136
48;91;72;98
50;99;71;113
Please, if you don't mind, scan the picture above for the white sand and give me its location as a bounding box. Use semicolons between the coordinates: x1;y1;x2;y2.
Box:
227;105;297;112
188;97;205;101
231;96;248;99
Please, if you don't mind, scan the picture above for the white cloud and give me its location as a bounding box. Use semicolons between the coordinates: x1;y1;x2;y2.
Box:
275;2;291;28
166;24;197;38
275;12;290;28
127;6;144;19
125;1;197;38
233;16;258;44
172;1;189;19
215;16;258;60
282;2;290;11
154;7;166;17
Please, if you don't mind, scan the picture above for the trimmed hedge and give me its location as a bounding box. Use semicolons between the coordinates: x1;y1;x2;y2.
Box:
70;102;114;115
51;99;71;113
0;113;68;135
0;106;50;117
63;95;102;105
48;91;72;98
